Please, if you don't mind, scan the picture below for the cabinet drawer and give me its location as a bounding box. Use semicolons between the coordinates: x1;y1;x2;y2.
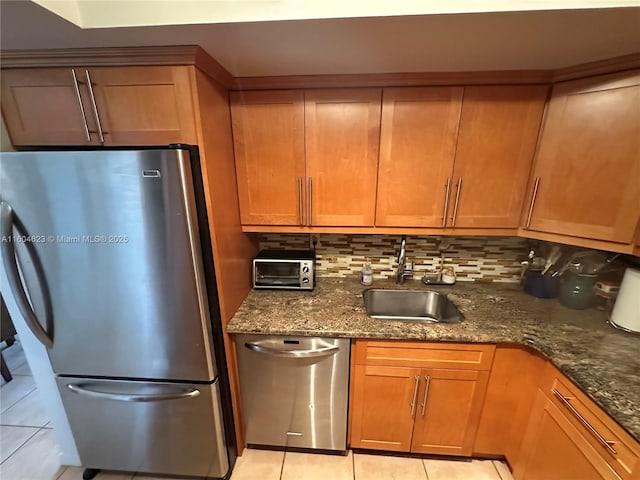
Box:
542;364;640;480
354;340;495;370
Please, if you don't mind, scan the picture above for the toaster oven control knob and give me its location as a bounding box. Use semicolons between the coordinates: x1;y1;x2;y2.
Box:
302;277;310;284
302;266;310;273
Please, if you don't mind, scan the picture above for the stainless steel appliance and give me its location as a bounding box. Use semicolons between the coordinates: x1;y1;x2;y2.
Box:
235;334;350;451
0;146;235;478
253;249;315;290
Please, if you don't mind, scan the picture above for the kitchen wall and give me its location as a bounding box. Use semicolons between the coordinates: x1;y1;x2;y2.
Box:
0;116;14;151
259;234;528;283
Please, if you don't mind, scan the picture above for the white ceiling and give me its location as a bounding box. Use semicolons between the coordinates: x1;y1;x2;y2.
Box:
32;0;640;27
1;1;639;77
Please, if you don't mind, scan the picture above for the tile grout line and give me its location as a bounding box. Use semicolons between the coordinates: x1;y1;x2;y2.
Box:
351;450;355;480
279;449;286;480
0;385;37;414
54;465;68;480
0;423;42;466
421;457;430;480
492;460;507;480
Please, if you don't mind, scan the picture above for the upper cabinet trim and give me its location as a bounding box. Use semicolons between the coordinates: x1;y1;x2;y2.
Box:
3;48;638;92
0;45;235;90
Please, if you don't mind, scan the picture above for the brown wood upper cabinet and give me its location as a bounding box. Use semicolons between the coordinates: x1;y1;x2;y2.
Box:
305;89;381;226
1;66;197;146
230;90;306;226
231;88;382;227
375;85;547;229
450;85;547;228
376;87;463;227
524;70;640;244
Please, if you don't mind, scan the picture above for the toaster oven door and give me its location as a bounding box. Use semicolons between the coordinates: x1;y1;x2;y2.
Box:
254;261;301;288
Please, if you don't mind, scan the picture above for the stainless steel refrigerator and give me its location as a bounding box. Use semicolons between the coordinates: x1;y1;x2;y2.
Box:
0;146;235;478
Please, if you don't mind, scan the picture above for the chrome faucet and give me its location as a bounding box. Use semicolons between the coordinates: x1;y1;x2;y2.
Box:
396;235;413;284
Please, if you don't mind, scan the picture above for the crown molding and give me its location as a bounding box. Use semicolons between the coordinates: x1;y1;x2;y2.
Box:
553;52;640;83
2;46;638;91
0;45;235;89
231;70;554;90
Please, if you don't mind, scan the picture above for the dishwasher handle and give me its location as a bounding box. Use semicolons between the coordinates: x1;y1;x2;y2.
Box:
244;341;340;359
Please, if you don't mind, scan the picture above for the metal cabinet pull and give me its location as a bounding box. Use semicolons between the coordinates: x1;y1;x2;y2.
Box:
0;202;53;349
420;375;431;416
451;177;462;226
552;388;617;456
84;70;105;144
442;178;451;227
410;375;420;417
71;69;91;142
297;177;304;225
525;177;540;229
307;177;313;226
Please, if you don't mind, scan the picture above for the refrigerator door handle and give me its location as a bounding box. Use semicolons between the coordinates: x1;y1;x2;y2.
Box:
67;383;201;402
0;201;53;349
244;341;340;359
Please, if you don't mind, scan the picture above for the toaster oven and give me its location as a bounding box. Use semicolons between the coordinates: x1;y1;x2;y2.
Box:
252;249;315;290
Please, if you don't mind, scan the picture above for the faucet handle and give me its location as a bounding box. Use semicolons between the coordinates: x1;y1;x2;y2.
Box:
403;261;414;278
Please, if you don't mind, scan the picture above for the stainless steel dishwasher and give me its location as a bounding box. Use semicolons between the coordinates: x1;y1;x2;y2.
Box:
235;334;350;452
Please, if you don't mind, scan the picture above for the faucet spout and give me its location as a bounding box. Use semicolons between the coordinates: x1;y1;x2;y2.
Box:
396;236;409;284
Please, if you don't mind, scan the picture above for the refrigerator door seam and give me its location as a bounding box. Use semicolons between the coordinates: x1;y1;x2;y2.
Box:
176;150;217;380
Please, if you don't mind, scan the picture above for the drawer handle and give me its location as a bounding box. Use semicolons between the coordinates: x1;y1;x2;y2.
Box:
441;178;451;227
410;375;420;418
525;177;540;229
421;375;431;416
84;70;105;144
451;177;462;226
307;177;312;226
71;69;91;142
552;388;617;456
298;177;303;226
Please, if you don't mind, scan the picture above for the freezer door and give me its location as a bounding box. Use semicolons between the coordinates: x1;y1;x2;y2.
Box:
56;376;229;478
0;148;216;381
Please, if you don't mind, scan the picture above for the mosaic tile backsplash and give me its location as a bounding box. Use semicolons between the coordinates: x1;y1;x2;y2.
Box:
259;234;529;283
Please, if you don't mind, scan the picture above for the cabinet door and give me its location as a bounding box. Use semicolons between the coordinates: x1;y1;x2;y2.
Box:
450;85;547;228
305;89;381;226
411;369;489;456
88;66;198;145
376;87;462;227
1;68;99;146
231;90;306;226
473;347;546;465
514;390;621;480
527;71;640;243
350;365;420;452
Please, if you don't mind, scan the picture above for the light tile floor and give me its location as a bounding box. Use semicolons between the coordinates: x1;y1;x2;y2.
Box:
1;340;514;480
230;448;513;480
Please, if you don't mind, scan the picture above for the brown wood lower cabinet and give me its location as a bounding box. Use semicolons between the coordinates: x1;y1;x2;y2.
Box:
350;364;419;452
514;389;622;480
523;364;640;480
349;340;493;456
350;342;640;480
411;369;489;456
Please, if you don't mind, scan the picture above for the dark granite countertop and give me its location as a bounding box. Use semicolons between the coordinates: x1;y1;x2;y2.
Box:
227;277;640;443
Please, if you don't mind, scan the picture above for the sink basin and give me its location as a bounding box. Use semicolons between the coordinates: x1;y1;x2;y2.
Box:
363;289;463;323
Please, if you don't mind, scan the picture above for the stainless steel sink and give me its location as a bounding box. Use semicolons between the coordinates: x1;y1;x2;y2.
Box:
363;289;463;323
